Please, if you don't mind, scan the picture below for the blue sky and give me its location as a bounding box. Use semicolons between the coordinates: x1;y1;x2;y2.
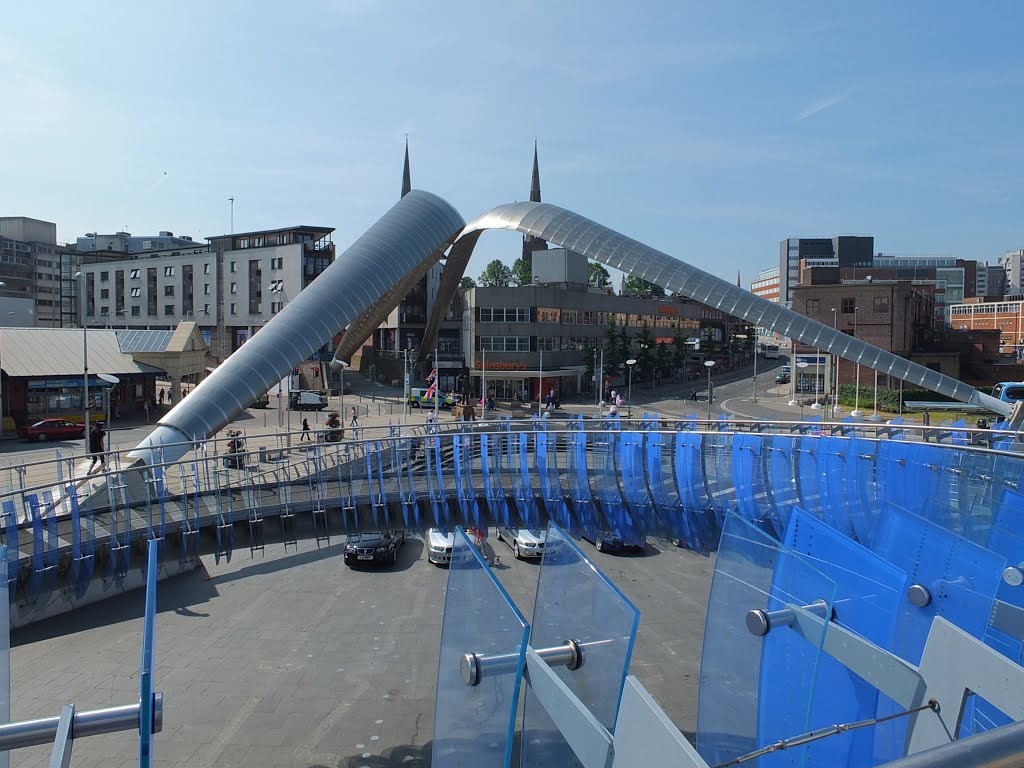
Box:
2;2;1023;285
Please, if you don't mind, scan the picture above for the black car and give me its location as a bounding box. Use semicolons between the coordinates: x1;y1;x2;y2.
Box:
343;530;406;567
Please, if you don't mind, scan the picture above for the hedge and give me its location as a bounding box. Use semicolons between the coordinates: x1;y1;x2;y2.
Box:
836;384;955;411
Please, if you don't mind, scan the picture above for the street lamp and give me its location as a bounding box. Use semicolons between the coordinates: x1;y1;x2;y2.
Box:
810;348;822;410
793;361;810;420
0;284;10;437
734;334;756;402
98;373;119;433
625;358;637;417
704;360;716;421
74;272;91;448
329;359;349;418
830;307;841;417
851;307;863;418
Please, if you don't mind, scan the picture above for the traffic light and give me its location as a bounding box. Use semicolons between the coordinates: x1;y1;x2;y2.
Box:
293;368;299;376
314;367;320;378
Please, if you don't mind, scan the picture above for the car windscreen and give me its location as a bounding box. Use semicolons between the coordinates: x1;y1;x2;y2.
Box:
1004;385;1024;402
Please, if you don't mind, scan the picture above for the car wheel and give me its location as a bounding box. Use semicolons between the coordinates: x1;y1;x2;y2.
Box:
37;434;47;442
513;542;521;560
596;540;604;552
388;549;397;566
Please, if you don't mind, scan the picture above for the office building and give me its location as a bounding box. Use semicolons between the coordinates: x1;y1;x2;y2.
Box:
950;296;1024;358
999;249;1024;295
75;230;202;254
778;236;874;305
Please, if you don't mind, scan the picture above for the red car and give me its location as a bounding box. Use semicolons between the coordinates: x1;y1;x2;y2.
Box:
19;419;86;442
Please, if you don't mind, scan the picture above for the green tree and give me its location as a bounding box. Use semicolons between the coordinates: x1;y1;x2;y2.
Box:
623;275;665;298
589;262;611;288
459;276;477;292
583;345;598;391
671;327;688;372
656;341;672;377
478;259;512;287
604;317;624;380
636;323;656;379
511;258;533;287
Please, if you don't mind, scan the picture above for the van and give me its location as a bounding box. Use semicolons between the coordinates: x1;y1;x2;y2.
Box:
288;390;328;411
249;392;270;409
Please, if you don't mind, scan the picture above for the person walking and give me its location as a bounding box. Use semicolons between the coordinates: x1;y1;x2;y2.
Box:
349;406;359;427
87;422;106;475
158;388;165;406
300;417;312;442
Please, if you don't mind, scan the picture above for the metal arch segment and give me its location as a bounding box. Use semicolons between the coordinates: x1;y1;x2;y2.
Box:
129;190;466;466
453;202;1010;418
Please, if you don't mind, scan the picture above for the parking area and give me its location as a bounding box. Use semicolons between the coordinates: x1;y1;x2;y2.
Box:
10;530;713;768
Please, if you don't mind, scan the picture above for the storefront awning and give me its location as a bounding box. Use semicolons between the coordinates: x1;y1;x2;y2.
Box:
469;367;586;377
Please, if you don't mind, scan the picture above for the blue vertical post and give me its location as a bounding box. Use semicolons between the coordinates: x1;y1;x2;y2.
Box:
139;539;158;768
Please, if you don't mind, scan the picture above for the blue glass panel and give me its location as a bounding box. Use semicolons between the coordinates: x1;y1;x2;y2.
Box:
732;433;769;527
521;523;640;767
517;432;539;527
619;430;656;539
647;428;692;547
846;437;880;546
27;494;43;600
702;432;736;522
784;509;908;766
696;513;836;767
567;426;596;540
764;435;798;538
869;502;1004;665
433;528;529;768
1;501;18;592
481;433;511;528
950;418;968;446
794;435;823;520
875;441;913;513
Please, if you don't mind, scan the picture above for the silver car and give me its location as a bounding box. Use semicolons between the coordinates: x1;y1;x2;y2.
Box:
426;528;455;565
497;526;548;560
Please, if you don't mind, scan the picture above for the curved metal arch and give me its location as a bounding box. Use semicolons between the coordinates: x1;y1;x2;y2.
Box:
424;201;1008;417
130;190;466;465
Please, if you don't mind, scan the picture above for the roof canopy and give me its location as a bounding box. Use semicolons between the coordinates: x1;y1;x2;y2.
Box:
0;328;164;377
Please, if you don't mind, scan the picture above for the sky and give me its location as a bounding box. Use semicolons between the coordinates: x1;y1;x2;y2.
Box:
2;2;1023;286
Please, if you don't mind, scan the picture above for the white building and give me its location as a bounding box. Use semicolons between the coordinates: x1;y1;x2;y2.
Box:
77;225;335;362
999;249;1024;295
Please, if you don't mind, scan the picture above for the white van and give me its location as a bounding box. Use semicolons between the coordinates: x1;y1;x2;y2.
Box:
288;390;328;411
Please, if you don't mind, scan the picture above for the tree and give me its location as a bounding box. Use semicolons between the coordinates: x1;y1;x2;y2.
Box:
589;262;611;288
511;258;533;287
656;341;673;377
671;327;688;372
635;323;656;380
478;259;512;287
623;275;665;298
459;276;477;292
604;317;624;381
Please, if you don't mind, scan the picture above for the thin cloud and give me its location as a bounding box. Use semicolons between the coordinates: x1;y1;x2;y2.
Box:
794;94;844;123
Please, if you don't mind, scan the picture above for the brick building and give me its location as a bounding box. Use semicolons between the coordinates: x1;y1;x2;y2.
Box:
950;297;1024;359
791;279;937;392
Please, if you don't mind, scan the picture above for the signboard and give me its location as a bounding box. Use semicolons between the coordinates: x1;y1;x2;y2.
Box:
473;361;528;371
28;376;113;390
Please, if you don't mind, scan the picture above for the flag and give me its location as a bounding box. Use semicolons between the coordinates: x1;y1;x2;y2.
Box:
426;367;437;384
424;368;438;399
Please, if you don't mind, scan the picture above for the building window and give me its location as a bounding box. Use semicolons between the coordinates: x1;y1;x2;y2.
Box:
100;306;109;316
873;295;889;313
100;288;109;299
230;303;237;315
841;297;857;314
478;336;531;352
164;285;174;296
238;239;249;249
129;269;140;279
230;282;237;294
253;236;264;247
100;271;109;282
538;307;560;323
164;304;174;316
204;284;211;295
131;306;140;316
203;263;211;275
230;261;237;273
203;304;211;315
130;287;142;297
163;266;174;277
479;307;530;323
805;299;820;315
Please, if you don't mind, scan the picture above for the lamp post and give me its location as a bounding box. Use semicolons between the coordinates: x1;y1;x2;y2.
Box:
538;346;544;417
593;348;599;406
625;358;637;417
74;272;91;448
403;348;410;418
0;282;7;436
851;307;863;417
734;334;756;402
810;348;822;410
794;361;810;420
98;374;119;436
704;360;715;421
481;347;486;414
329;358;349;419
830;307;841;416
868;370;883;422
433;348;439;425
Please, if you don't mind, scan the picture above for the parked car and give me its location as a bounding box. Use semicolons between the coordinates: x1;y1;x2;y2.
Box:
343;530;406;567
408;388;455;409
426;528;456;565
18;419;85;442
249;392;271;409
581;529;647;554
496;526;547;559
775;371;790;384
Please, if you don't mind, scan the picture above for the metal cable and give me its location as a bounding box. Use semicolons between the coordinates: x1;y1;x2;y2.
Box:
711;700;939;768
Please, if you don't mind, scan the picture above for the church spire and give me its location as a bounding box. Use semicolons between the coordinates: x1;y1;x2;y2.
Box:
530;140;542;203
401;135;412;198
522;140;548;269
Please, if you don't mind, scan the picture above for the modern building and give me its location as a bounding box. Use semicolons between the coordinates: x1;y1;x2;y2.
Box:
76;225;335;363
985;263;1007;300
461;248;727;400
0;216;78;327
778;236;874;305
750;267;783;347
999;249;1024;295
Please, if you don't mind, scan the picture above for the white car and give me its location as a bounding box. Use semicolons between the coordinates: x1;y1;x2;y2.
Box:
497;526;548;560
427;528;456;565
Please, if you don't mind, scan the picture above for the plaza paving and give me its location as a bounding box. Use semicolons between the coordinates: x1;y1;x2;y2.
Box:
10;530;713;768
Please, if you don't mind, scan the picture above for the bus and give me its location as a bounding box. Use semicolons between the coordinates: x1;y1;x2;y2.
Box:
761;344;780;360
992;382;1024;403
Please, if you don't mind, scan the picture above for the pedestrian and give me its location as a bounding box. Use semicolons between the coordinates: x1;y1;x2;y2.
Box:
301;417;312;441
143;400;151;422
349;406;359;427
87;423;106;475
158;388;165;406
